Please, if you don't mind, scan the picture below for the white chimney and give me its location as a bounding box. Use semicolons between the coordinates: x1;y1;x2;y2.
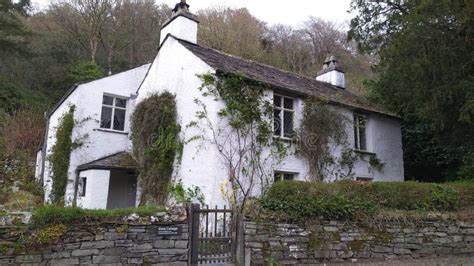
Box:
316;55;345;89
160;0;199;45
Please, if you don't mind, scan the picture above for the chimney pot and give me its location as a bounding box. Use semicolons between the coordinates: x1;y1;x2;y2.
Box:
160;0;199;45
316;54;345;89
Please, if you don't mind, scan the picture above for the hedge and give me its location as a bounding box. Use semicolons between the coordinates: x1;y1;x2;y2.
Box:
31;205;164;227
260;180;473;220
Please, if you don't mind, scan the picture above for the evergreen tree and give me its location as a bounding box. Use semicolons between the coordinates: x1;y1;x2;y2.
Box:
349;0;474;181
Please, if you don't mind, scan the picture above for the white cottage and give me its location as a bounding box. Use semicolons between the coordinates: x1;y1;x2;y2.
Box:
35;1;404;209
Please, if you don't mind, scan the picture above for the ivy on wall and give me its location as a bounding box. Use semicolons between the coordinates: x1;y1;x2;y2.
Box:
299;98;348;181
50;105;75;204
194;73;287;211
131;92;182;205
298;98;385;181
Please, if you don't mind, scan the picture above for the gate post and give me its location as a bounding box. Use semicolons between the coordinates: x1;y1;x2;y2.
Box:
189;203;200;265
235;213;245;266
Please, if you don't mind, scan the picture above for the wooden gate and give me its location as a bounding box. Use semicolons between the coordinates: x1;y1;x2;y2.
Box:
190;204;236;265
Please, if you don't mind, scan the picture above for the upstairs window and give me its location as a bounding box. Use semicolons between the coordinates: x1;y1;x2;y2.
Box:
274;95;294;138
274;171;296;182
100;95;127;131
354;113;367;151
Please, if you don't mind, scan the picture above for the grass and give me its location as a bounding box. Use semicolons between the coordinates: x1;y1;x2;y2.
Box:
31;205;165;227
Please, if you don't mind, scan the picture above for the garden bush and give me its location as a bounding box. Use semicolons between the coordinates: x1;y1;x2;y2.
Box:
260;180;473;220
31;205;164;227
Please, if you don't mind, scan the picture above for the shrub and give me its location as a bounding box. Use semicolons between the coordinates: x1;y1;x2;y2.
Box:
31;205;165;227
370;182;460;211
447;180;474;209
4;190;42;211
50;106;75;204
260;180;471;220
131;92;181;205
260;181;377;220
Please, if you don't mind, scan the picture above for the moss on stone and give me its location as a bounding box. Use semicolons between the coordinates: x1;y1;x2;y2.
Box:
34;224;67;244
347;240;365;253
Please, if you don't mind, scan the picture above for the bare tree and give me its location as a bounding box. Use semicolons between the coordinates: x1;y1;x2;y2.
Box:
50;0;115;63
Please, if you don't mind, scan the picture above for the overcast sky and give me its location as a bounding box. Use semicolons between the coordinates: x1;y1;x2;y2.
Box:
31;0;353;26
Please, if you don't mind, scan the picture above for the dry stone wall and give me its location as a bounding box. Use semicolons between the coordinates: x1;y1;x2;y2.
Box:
244;219;474;264
0;222;189;265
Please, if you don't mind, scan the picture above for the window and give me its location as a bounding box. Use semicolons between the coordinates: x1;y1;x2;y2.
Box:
354;114;367;151
274;171;296;182
79;177;87;197
274;95;294;138
100;95;127;131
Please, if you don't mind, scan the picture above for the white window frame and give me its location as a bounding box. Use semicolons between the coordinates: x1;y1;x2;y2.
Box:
274;171;297;182
273;94;295;139
100;94;127;132
354;113;367;151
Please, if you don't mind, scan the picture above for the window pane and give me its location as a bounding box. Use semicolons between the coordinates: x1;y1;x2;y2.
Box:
284;98;294;109
359;127;367;150
274;173;282;182
115;98;126;108
283;174;294;180
358;116;366;128
100;107;112;129
283;111;293;137
274;110;281;136
113;109;126;131
274;95;281;107
102;95;113;105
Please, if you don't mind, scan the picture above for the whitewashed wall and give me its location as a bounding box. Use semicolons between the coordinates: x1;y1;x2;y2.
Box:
75;169;111;209
137;37;228;207
41;64;149;205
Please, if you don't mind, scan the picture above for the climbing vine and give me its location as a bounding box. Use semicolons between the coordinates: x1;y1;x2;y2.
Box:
298;98;384;181
50;105;75;204
193;73;287;212
131;92;182;205
299;98;352;181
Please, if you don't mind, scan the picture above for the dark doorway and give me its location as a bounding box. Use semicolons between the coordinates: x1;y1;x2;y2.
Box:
106;170;137;209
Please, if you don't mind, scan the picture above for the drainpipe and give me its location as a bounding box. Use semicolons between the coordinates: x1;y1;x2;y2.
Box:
39;112;50;187
72;169;80;207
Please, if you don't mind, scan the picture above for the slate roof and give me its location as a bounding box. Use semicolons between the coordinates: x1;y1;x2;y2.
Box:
176;37;398;118
77;152;136;171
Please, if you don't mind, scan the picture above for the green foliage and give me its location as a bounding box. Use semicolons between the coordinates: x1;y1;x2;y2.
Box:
350;0;474;181
50;106;75;204
260;180;472;220
199;74;272;134
298;98;351;181
370;182;460;211
0;82;49;115
4;190;41;211
31;205;164;227
0;0;31;55
131;92;181;205
33;224;66;244
67;61;104;85
167;180;205;205
196;73;285;210
261;180;377;220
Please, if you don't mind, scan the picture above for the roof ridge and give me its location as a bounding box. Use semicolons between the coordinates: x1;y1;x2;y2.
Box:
172;35;338;88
